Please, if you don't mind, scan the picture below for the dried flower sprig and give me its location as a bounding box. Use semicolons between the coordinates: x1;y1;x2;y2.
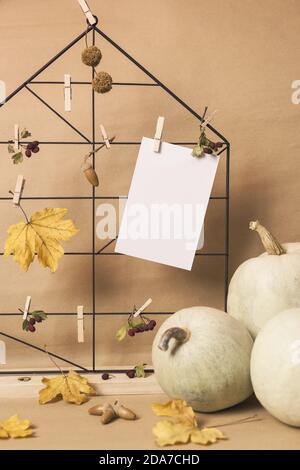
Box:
192;108;224;157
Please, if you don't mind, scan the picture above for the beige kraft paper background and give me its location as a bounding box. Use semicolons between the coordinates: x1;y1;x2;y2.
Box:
0;0;299;370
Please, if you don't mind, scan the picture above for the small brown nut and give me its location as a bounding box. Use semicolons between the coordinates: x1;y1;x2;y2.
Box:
101;405;117;425
84;167;99;187
116;405;137;421
88;404;106;416
82;162;99;187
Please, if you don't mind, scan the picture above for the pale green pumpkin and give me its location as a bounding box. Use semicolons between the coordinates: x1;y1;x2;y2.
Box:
152;306;253;412
228;220;300;338
251;308;300;427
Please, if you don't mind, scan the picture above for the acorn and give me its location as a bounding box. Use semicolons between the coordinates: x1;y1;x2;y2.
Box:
81;161;99;187
92;71;113;94
115;404;136;421
88;404;107;416
88;403;116;424
81;46;102;67
88;401;137;424
101;405;117;425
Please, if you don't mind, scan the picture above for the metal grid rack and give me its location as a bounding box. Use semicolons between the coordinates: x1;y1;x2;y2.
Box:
0;18;230;375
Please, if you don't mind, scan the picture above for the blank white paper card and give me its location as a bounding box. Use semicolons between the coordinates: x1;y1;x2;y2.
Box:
115;137;219;270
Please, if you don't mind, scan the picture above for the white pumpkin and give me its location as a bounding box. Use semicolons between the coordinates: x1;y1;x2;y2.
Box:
251;308;300;427
152;306;253;412
228;220;300;338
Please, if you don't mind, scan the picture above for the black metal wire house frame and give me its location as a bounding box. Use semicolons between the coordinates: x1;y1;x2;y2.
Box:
0;17;230;375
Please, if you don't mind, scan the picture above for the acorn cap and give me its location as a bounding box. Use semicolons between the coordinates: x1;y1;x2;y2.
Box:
81;161;92;172
92;71;113;94
81;46;102;67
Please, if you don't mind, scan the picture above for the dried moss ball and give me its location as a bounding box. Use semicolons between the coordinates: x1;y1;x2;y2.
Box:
81;46;102;67
92;71;113;94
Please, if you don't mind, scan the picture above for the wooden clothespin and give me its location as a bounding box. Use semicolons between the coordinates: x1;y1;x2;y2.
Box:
77;0;96;25
153;116;165;153
0;80;6;105
77;306;84;343
200;109;218;129
133;298;153;318
64;74;72;112
100;124;110;148
0;340;6;365
22;296;31;320
14;124;19;151
13;175;25;206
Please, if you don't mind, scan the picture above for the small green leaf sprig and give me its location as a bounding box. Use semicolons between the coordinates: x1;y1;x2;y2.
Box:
8;128;40;164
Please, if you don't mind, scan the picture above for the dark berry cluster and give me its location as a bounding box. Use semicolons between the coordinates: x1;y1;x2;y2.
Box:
25;141;40;158
22;310;47;333
8;129;41;164
126;370;136;379
101;373;110;380
128;319;156;337
192;118;226;158
126;363;147;379
203;141;224;154
116;305;157;342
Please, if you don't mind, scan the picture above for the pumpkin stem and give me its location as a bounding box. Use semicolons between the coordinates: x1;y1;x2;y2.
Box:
158;327;190;351
249;220;285;255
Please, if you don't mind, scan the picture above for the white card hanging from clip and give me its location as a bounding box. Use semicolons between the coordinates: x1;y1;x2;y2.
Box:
100;124;110;148
133;298;153;318
13;175;25;206
0;340;6;365
77;306;84;343
14;124;19;151
22;296;31;320
64;74;72;112
116;138;219;270
77;0;96;25
153;116;165;153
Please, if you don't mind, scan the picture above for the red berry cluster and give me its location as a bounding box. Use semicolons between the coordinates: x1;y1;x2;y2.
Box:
203;141;224;154
101;373;110;380
25;141;40;158
126;370;136;379
128;319;156;337
22;310;47;333
126;363;147;379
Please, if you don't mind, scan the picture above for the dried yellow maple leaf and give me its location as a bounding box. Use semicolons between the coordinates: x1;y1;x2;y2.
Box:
153;420;192;446
152;400;196;425
190;427;225;445
4;207;78;272
152;399;226;447
0;415;34;439
39;370;96;405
